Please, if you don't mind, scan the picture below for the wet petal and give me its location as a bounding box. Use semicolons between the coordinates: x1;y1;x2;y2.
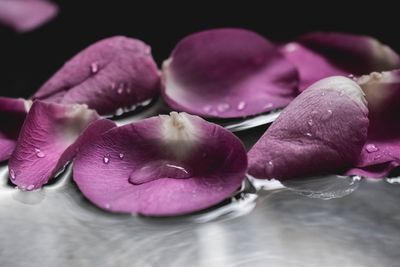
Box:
33;36;160;116
347;70;400;177
162;28;298;118
73;112;247;216
8;101;115;190
248;76;369;180
0;97;31;161
0;0;58;32
281;32;400;91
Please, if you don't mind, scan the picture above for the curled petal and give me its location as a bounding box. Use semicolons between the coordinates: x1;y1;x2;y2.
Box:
0;97;31;161
162;28;299;118
347;70;400;177
73;112;247;216
248;76;369;180
33;36;160;116
8;101;115;190
281;32;400;91
0;0;58;32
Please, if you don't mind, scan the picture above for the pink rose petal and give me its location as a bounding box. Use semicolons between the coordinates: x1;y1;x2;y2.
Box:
0;0;58;32
347;70;400;178
73;112;247;216
8;101;115;190
162;28;299;118
281;32;400;91
33;36;160;116
248;76;369;180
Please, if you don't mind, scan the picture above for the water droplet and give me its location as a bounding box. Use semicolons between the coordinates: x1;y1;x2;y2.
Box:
307;119;313;126
140;99;152;106
26;185;35;191
114;108;124;116
35;148;45;158
217;103;230;112
90;62;98;74
284;43;299;53
386;177;400;184
9;169;16;180
203;105;212;113
265;161;274;174
117;87;124;95
237;101;246;111
111;83;116;89
305;132;312;137
264;103;273;109
119;153;124;159
105;203;111;209
365;144;379;153
103;155;110;164
129;161;190;185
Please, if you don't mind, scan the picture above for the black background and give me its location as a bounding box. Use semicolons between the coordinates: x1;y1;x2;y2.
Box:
0;1;398;98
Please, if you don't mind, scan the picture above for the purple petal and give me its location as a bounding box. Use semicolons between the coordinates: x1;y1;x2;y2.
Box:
73;112;247;216
162;28;299;118
0;97;31;161
0;0;58;32
8;101;115;190
248;76;369;180
281;32;400;91
33;36;160;116
346;70;400;178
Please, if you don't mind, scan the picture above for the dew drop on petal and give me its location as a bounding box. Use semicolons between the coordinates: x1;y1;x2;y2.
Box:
119;153;124;159
90;62;99;74
117;87;124;95
105;203;111;209
103;155;110;164
9;169;16;180
307;119;313;126
365;144;379;153
203;105;212;113
237;101;246;111
305;132;312;137
35;148;45;158
26;185;35;191
217;103;230;112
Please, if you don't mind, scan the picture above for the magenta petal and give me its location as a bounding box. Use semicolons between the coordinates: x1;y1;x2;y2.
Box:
0;0;58;32
73;112;247;216
0;97;31;161
281;32;400;91
162;28;299;118
346;70;400;178
33;36;160;116
8;101;112;190
248;76;369;180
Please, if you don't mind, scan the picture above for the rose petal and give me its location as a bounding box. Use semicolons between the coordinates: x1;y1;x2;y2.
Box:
73;112;247;216
0;0;58;32
8;101;115;190
33;36;160;116
346;70;400;177
162;28;299;118
0;97;31;161
281;32;400;91
248;76;369;180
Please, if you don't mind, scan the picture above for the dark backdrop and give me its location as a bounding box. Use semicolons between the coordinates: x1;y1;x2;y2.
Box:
0;1;397;98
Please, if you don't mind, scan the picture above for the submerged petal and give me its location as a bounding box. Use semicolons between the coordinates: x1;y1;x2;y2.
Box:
162;28;298;118
33;36;160;116
0;97;31;161
73;112;247;216
281;32;400;91
347;70;400;177
0;0;58;32
8;101;115;190
248;76;369;180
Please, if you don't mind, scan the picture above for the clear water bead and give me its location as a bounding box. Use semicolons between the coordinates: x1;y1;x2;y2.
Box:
365;144;379;153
